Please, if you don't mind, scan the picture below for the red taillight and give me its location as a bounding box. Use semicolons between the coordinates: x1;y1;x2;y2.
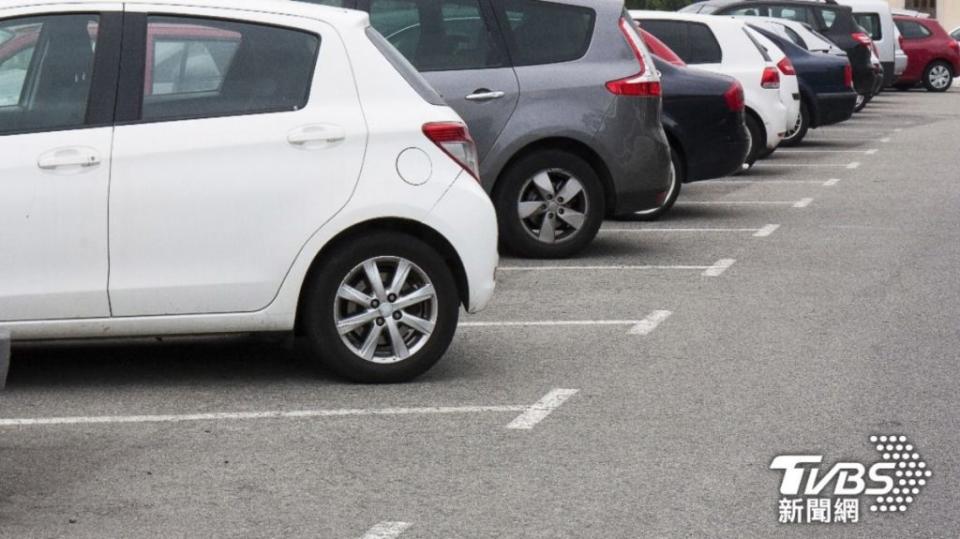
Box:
422;122;480;182
723;81;745;112
607;18;661;97
843;63;853;88
851;32;872;45
950;40;960;52
761;66;780;89
777;57;796;75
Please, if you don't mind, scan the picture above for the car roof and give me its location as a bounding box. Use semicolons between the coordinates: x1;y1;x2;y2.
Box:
0;0;368;25
718;0;852;10
630;9;747;29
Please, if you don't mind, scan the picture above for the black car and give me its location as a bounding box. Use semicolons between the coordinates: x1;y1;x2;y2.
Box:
684;0;876;99
638;56;749;219
748;24;856;145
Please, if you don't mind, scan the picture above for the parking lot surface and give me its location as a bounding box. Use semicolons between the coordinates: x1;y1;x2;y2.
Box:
2;89;959;538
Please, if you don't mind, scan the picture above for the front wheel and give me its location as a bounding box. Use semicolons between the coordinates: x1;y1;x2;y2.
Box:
495;150;604;258
923;61;953;92
300;232;460;383
780;101;809;147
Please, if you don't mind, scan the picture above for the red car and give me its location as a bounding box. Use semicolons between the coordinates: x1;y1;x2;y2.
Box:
893;15;960;92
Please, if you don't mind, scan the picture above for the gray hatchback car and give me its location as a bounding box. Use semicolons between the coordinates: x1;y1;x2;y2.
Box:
305;0;672;258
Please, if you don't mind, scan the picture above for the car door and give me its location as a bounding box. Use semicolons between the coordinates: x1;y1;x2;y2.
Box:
0;7;120;322
367;0;519;162
108;6;366;316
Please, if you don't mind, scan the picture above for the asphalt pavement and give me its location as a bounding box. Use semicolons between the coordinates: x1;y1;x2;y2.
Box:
1;88;959;538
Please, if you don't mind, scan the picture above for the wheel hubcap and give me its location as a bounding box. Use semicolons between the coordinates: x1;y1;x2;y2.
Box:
334;256;437;364
929;65;950;89
517;169;588;244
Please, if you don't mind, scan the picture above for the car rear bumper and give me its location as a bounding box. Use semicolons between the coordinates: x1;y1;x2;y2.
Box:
812;91;856;127
685;117;749;182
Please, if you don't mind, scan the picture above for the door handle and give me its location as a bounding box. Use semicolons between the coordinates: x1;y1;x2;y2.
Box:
465;89;506;102
37;147;101;170
287;124;346;146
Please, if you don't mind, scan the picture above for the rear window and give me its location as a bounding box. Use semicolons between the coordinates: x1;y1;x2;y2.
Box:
365;27;444;105
819;8;840;29
770;5;815;26
743;27;772;61
897;19;932;39
854;13;882;40
637;19;722;64
497;0;595;66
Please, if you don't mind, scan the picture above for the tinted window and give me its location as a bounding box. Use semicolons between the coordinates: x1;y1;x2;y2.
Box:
743;27;772;61
727;6;768;16
951;27;960;40
897;19;932;39
771;5;814;25
820;8;840;29
370;0;504;71
638;20;721;64
0;14;99;135
854;13;882;40
498;0;595;66
783;26;806;47
141;17;319;121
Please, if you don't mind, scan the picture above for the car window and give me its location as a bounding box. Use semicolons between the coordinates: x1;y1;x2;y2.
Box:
0;14;99;135
637;19;721;64
896;19;932;39
141;17;319;122
728;7;768;16
498;0;594;66
783;25;806;47
819;8;839;29
370;0;504;71
743;27;772;61
854;13;882;40
770;5;814;25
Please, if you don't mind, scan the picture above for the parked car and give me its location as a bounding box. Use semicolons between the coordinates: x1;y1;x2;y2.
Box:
704;0;879;102
741;18;856;144
839;0;898;86
893;14;960;91
304;0;672;257
634;11;794;165
951;26;960;40
894;25;910;79
636;28;749;218
0;0;500;383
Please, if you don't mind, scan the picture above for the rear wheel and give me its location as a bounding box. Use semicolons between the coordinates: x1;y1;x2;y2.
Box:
854;93;867;112
634;144;682;221
495;150;604;258
781;101;809;147
923;61;953;92
743;113;765;166
300;232;460;383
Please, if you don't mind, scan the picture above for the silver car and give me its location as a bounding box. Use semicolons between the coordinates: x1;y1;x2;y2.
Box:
305;0;673;258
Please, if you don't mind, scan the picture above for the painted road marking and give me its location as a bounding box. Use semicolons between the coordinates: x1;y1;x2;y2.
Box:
599;225;780;237
753;224;781;237
707;179;836;185
751;162;859;168
499;259;734;276
703;258;736;277
678;200;811;207
846;161;861;169
627;310;673;336
793;198;814;208
823;178;841;187
361;522;412;539
774;148;878;154
462;312;673;336
506;388;579;430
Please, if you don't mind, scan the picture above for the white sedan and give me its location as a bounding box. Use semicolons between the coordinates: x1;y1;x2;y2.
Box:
0;0;498;383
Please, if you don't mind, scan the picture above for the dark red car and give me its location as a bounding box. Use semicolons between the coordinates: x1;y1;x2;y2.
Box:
893;15;960;92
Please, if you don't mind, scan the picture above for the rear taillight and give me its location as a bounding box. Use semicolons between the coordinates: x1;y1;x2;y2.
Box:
422;122;480;182
950;40;960;52
723;81;745;112
607;18;661;97
777;57;796;75
843;63;853;88
761;66;780;89
851;32;872;46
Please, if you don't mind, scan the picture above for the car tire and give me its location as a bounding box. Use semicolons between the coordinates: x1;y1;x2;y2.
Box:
495;150;604;258
634;144;682;221
780;101;809;147
744;113;765;167
299;232;459;383
922;60;953;92
854;93;867;112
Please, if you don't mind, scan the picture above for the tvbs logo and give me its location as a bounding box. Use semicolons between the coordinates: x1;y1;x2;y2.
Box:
771;435;931;519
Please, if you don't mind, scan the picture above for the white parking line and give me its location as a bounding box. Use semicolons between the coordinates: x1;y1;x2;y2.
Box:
753;224;781;237
707;179;834;185
774;148;878;154
506;388;579;430
361;522;412;539
678;199;811;207
498;259;734;275
627;310;673;336
846;161;861;169
599;224;780;237
703;258;736;277
823;178;841;187
750;162;858;168
793;198;814;208
879;137;891;143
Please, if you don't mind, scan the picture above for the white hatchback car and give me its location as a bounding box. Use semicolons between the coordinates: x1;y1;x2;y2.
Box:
0;0;498;383
633;11;799;164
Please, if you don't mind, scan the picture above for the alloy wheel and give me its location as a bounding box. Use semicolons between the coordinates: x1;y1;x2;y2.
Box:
517;169;589;244
334;256;437;364
928;64;951;90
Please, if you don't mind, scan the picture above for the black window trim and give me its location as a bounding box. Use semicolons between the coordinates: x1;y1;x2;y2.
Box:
0;10;122;138
116;12;321;126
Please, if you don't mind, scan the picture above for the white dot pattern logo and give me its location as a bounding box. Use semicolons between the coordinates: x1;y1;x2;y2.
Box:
867;435;930;514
